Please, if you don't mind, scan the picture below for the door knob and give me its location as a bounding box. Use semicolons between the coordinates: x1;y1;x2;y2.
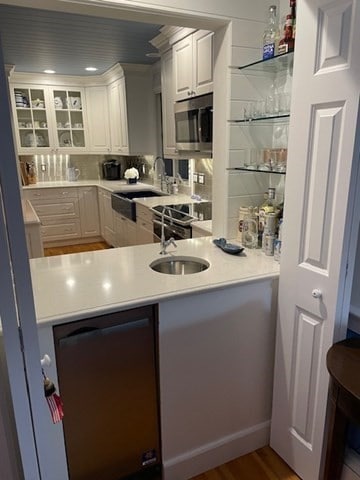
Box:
312;289;322;299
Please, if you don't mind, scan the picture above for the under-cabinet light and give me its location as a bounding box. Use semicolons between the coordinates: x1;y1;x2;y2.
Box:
85;66;98;72
44;69;56;74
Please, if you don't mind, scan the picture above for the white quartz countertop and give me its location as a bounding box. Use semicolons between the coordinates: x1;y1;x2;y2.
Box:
30;237;279;326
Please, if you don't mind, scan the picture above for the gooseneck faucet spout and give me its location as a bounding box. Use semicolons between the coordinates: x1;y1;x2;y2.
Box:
160;206;177;255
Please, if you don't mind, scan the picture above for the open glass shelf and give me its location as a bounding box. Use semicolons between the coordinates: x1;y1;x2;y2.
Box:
233;51;294;74
227;166;286;175
229;114;290;125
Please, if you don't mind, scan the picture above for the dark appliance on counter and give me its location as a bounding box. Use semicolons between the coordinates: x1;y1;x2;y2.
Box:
102;159;121;180
174;93;213;153
152;202;212;241
53;305;161;480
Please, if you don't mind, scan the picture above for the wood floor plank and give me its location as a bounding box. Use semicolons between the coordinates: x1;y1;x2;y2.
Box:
190;447;300;480
44;241;111;257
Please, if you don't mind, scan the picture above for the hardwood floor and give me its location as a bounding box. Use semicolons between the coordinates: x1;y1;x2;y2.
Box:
44;241;111;256
190;446;300;480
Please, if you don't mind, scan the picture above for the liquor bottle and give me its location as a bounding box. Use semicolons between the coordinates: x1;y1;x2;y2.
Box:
278;14;294;54
259;188;276;248
242;206;258;249
263;5;280;60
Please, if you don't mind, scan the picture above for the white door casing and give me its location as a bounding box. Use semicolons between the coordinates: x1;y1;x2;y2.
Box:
0;38;46;479
271;1;360;480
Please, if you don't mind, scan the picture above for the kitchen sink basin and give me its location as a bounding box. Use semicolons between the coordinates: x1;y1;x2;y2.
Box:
150;256;210;275
111;189;166;221
113;190;166;200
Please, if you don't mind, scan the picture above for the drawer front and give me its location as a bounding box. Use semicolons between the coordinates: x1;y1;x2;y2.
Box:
25;187;78;201
137;218;153;233
32;199;79;219
136;204;153;223
41;219;81;241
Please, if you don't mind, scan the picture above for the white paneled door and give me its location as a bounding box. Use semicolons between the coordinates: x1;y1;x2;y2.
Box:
271;1;360;480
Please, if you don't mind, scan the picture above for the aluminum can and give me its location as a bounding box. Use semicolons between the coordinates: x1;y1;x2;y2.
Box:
274;239;282;262
264;212;277;235
264;234;275;256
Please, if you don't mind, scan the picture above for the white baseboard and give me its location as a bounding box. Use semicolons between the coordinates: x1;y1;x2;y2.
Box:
162;421;270;480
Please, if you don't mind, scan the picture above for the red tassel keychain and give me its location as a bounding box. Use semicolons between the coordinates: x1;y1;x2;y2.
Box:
43;369;64;424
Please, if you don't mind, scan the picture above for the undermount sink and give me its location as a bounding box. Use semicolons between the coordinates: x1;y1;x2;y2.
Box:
150;256;210;275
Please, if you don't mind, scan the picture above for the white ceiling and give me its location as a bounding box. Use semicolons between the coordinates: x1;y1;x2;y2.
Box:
0;5;162;75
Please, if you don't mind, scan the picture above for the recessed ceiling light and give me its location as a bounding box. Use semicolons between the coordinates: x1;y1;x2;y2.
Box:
85;66;98;72
44;69;56;74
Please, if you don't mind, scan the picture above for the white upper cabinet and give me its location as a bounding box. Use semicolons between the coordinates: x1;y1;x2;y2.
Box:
10;84;88;155
173;30;214;102
161;49;177;156
9;64;157;156
107;77;130;154
85;86;110;153
107;67;157;156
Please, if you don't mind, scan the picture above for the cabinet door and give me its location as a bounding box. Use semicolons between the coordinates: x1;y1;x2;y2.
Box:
78;187;100;237
97;189;106;238
103;191;115;246
49;87;87;153
192;30;214;97
86;86;110;153
108;81;123;154
117;78;129;154
173;35;194;101
161;50;177;156
108;79;129;154
10;85;53;154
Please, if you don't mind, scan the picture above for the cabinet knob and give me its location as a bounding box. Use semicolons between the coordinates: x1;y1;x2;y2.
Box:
312;289;322;299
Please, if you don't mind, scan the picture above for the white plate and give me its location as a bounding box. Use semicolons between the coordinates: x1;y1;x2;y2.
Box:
59;131;72;147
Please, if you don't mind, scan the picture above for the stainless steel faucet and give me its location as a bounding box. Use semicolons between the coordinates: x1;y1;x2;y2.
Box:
160;206;177;255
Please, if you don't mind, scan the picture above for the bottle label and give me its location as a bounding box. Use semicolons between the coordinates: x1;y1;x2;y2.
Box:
263;42;275;59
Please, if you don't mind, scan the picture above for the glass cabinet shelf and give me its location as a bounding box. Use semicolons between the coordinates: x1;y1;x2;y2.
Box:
229;114;290;125
232;51;294;75
227;167;286;175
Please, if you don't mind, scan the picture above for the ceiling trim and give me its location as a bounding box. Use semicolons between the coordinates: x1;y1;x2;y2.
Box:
0;0;228;30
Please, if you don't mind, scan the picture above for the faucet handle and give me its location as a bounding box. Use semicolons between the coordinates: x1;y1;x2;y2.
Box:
168;237;177;248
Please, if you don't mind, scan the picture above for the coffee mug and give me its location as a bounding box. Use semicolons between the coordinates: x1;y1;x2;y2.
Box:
67;167;80;182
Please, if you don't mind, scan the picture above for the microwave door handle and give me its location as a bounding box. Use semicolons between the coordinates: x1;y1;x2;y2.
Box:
198;108;204;143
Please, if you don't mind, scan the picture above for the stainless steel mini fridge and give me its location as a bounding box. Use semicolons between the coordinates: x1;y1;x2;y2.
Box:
53;305;161;480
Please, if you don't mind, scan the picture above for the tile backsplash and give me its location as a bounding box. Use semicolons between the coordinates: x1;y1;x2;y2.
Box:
20;154;156;183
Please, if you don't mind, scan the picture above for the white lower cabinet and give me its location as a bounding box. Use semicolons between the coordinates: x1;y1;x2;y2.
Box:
98;188;115;246
24;187;81;243
113;211;136;247
24;186;101;245
78;186;100;237
136;203;154;245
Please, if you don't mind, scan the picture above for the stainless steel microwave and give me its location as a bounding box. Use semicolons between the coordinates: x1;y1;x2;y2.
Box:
174;93;213;153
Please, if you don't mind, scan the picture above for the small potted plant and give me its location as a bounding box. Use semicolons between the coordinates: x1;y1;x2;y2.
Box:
124;167;139;184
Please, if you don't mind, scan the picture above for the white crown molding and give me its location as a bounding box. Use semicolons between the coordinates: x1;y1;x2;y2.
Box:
8;62;153;87
149;26;198;55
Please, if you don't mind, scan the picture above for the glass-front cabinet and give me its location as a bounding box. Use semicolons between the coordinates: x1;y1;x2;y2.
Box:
13;87;51;151
50;88;86;150
10;84;87;154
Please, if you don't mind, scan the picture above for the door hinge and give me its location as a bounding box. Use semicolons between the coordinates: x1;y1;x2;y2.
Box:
345;262;349;278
